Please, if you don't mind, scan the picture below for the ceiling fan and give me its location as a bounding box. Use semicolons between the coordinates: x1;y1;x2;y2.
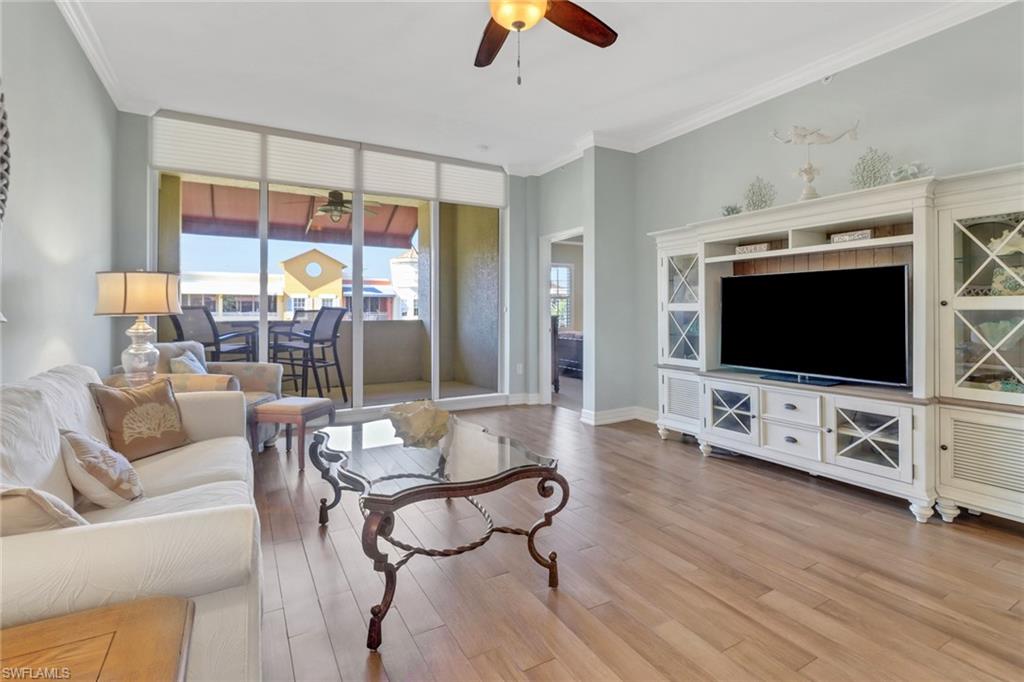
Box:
280;190;380;233
475;0;617;75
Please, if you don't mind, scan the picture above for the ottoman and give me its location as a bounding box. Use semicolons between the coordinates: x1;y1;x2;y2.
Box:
251;397;335;469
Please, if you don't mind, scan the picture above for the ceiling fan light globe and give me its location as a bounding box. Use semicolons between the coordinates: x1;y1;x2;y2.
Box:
489;0;547;32
329;209;343;223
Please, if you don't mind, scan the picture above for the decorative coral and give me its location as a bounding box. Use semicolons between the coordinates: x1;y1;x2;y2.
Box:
721;204;742;216
744;177;776;212
385;400;451;449
850;147;893;190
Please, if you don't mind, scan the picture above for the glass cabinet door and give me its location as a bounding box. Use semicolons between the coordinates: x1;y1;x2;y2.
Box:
942;208;1024;406
827;398;912;482
668;254;699;304
661;253;701;367
705;382;758;443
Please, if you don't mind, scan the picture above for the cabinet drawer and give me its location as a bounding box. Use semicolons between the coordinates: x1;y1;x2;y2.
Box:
761;388;822;427
762;421;822;462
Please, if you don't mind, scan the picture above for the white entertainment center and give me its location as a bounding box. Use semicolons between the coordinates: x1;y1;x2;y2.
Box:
652;165;1023;524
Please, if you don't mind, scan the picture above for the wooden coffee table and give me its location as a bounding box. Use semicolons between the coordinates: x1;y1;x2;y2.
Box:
0;596;193;681
309;416;569;650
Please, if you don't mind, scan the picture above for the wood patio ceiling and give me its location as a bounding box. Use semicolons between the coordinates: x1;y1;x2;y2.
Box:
180;181;419;248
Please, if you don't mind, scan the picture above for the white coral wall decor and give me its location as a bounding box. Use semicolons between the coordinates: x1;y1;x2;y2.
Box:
744;177;777;212
851;147;893;190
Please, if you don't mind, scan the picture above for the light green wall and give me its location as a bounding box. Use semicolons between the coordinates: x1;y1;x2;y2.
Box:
507;175;529;396
630;2;1024;410
515;4;1024;415
538;157;584;236
111;112;152;364
585;147;636;414
1;1;118;380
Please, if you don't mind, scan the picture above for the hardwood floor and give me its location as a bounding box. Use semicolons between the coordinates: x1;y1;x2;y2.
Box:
255;405;1024;681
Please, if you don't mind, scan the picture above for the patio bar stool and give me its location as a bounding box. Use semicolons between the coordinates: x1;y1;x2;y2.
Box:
170;306;255;361
272;306;348;404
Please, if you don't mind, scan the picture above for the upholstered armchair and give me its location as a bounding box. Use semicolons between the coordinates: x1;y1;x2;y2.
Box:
108;341;283;449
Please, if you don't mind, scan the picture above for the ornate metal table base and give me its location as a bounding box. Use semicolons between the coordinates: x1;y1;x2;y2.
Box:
360;473;568;650
307;423;567;650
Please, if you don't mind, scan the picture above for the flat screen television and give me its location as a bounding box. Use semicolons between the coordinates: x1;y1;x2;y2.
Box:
720;265;910;386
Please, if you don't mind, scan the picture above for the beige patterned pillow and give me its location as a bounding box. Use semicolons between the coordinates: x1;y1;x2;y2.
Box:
89;380;189;461
0;487;88;536
60;431;143;507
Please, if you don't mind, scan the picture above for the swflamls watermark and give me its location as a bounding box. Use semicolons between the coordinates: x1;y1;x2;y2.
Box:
1;668;71;680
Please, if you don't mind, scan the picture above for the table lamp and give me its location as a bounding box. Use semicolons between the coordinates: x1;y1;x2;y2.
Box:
95;271;182;387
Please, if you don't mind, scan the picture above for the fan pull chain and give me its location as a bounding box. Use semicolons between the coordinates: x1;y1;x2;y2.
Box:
516;29;522;86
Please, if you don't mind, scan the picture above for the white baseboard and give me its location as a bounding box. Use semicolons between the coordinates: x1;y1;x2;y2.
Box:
507;392;543;405
580;406;658;426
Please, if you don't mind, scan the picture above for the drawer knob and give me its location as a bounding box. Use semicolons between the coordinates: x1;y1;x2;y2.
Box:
783;403;797;410
940;444;948;451
940;300;949;307
784;436;798;444
825;427;833;434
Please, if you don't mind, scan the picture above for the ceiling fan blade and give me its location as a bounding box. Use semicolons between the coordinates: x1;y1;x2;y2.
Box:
475;18;510;67
545;1;617;48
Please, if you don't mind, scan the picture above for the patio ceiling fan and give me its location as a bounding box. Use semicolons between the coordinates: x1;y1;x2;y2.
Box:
281;191;379;233
475;0;617;80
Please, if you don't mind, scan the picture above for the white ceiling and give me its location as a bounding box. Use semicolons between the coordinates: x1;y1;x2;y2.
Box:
63;1;1003;175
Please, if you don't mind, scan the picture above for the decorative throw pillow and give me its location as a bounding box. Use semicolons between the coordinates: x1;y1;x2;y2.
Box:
59;431;143;507
991;266;1024;296
170;350;207;375
89;380;189;461
0;487;89;536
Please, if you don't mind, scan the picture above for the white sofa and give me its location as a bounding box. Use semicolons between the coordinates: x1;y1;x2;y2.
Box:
0;365;261;681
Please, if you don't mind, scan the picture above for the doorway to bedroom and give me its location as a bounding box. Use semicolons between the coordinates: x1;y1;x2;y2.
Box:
542;229;584;414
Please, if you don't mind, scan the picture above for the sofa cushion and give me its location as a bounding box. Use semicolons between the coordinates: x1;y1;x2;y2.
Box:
0;385;74;505
60;431;143;508
81;480;250;524
131;436;253;497
170;350;207;375
23;365;109;445
90;380;189;461
156;341;208;373
0;487;89;536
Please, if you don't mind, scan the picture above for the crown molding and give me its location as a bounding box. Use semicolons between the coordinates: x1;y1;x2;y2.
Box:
623;0;1012;154
57;0;1011;177
515;0;1011;177
56;1;120;105
56;1;156;114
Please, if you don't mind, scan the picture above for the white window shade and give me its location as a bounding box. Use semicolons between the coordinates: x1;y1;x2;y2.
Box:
439;163;506;207
362;150;437;198
152;117;261;178
267;136;355;189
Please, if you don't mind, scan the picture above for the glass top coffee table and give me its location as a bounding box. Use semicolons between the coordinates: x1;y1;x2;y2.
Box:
308;415;569;650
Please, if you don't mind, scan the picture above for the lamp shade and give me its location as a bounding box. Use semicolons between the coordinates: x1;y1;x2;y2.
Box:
95;271;182;316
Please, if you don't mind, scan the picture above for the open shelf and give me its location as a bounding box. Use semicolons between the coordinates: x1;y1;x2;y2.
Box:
705;234;914;264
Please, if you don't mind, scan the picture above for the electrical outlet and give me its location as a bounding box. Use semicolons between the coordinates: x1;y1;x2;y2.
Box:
516;363;524;375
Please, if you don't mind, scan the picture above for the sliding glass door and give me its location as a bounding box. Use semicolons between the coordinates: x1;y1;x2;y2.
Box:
161;173;264;364
266;183;353;405
361;194;432;406
152;115;506;410
438;203;500;398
